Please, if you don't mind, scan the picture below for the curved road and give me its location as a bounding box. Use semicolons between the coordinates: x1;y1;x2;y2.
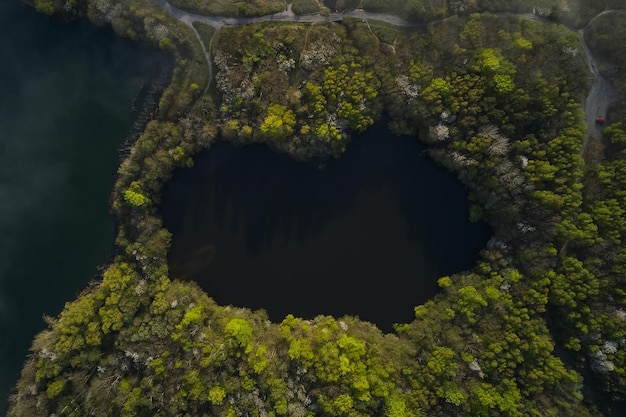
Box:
579;9;626;153
152;0;625;139
152;0;421;29
151;0;420;89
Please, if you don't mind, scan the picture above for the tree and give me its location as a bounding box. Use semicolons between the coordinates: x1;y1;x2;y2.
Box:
123;181;149;208
260;104;296;141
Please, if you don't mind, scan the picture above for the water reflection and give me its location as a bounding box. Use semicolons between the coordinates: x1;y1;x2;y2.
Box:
0;1;169;412
162;124;489;331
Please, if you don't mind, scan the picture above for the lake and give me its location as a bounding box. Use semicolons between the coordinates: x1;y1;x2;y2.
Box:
0;0;167;412
162;125;490;332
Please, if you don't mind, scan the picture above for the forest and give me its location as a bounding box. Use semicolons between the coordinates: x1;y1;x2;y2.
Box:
7;0;626;415
584;12;626;94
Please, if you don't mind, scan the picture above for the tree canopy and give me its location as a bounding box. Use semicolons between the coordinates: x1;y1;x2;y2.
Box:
9;0;626;416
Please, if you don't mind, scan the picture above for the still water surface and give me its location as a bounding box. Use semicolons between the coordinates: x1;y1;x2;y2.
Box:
163;126;489;331
1;0;486;412
0;1;165;412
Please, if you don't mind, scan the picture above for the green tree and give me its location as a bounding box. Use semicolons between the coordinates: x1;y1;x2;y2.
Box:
260;104;296;141
123;181;149;207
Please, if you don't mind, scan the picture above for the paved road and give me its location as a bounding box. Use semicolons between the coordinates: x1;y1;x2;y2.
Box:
152;0;625;136
152;0;346;29
579;10;626;151
151;0;352;89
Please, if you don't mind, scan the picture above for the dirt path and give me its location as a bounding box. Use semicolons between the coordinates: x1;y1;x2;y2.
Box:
152;0;625;135
151;0;346;91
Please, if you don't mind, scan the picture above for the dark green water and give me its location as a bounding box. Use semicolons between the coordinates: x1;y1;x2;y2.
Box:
0;1;166;412
163;125;489;332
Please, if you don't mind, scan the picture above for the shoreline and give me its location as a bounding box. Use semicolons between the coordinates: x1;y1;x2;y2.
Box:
8;0;626;415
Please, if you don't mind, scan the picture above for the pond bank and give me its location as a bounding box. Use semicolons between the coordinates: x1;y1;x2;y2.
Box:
163;123;489;331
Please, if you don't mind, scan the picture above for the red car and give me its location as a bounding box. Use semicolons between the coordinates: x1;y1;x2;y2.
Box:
596;116;606;125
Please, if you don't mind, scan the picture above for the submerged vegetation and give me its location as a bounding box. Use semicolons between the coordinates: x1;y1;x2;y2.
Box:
9;0;626;415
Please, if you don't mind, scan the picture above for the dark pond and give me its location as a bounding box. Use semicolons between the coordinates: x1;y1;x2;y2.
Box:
0;1;168;413
162;124;490;331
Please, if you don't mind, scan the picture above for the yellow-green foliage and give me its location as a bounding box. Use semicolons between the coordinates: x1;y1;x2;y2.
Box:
493;74;515;93
34;0;55;15
179;304;205;328
515;37;533;50
9;5;620;417
123;181;149;207
208;386;227;405
45;379;65;399
385;393;413;417
478;48;501;71
225;317;253;347
260;104;296;140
